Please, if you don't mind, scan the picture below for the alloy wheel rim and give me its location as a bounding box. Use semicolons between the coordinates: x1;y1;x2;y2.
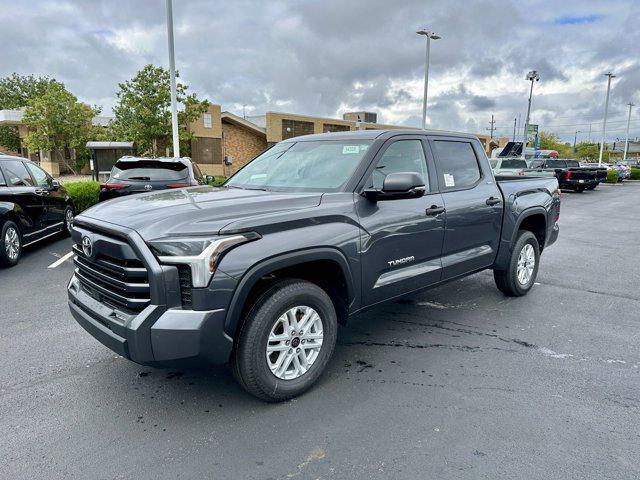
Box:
516;243;535;285
266;305;324;380
66;209;74;233
5;227;19;260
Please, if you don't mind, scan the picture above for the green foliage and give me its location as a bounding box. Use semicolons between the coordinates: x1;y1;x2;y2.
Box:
0;73;65;152
630;168;640;180
206;176;227;186
537;131;572;157
575;141;609;161
64;181;100;212
109;64;210;157
22;82;100;174
606;170;619;184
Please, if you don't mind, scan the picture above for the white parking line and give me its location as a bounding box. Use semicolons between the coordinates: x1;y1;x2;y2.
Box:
47;251;74;269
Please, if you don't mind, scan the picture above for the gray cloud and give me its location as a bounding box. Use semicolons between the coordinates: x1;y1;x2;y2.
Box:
0;0;638;142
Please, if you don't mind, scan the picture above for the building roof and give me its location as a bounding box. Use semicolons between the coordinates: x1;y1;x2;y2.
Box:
221;111;266;136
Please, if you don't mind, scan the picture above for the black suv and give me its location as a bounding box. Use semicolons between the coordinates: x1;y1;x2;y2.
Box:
0;155;74;267
99;156;207;202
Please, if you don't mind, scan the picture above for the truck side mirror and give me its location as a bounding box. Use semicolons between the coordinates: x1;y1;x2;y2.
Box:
363;172;426;201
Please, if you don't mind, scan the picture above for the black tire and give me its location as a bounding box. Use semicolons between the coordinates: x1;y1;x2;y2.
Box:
63;204;74;236
0;220;22;267
494;230;540;297
575;186;585;192
231;279;338;402
586;185;596;190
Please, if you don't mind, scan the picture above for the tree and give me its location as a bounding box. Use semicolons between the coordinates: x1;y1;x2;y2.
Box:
575;141;609;162
109;65;210;157
538;131;572;157
0;74;65;152
22;82;100;174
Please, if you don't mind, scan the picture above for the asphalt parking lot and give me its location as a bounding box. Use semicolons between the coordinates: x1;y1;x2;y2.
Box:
1;182;639;480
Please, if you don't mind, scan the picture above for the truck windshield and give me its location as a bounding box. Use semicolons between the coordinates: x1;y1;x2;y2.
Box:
225;140;373;191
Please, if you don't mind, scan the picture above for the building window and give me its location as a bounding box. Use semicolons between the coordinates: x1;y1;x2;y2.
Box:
282;119;314;139
323;123;350;133
203;113;212;129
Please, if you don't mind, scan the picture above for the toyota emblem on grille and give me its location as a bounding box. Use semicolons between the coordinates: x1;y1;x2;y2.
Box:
144;184;152;191
81;236;93;257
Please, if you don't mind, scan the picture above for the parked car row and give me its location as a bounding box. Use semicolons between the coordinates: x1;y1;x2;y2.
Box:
489;156;627;192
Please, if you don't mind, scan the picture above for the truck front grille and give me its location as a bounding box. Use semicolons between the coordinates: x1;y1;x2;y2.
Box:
72;237;151;313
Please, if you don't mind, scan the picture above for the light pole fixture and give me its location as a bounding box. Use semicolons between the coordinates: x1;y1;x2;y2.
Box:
623;102;634;162
417;28;441;130
598;72;616;166
166;0;180;158
573;130;581;152
521;70;540;159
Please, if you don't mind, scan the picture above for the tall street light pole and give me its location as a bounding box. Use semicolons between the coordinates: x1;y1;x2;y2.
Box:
166;0;180;158
573;130;581;153
522;70;540;159
417;29;441;130
623;102;634;162
598;72;615;167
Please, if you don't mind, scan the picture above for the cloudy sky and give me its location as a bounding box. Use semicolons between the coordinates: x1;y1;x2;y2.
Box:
1;0;639;143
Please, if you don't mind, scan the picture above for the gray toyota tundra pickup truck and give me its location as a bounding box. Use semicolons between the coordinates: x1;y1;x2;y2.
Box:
68;129;560;401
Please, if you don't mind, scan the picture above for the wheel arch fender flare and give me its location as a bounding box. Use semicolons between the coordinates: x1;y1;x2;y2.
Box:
494;206;548;271
223;247;356;338
0;201;25;230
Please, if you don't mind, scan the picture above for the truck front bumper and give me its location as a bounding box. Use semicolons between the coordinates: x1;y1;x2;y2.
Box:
68;275;233;367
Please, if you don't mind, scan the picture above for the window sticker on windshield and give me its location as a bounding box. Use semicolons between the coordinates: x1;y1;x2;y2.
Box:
342;145;360;154
444;173;455;187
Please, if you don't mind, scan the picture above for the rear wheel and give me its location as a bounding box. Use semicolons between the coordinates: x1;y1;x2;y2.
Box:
494;230;540;297
63;205;74;236
231;279;338;402
575;185;585;192
0;221;22;267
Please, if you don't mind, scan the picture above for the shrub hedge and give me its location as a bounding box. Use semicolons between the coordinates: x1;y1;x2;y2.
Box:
606;170;619;184
630;168;640;180
64;181;100;212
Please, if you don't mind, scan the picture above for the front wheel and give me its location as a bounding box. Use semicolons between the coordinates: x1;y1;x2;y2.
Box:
231;279;338;402
494;230;540;297
0;221;22;267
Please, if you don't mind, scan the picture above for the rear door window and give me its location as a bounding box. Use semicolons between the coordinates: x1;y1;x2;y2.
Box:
565;160;580;168
433;140;481;190
501;159;527;169
2;160;34;186
111;159;189;181
545;160;566;168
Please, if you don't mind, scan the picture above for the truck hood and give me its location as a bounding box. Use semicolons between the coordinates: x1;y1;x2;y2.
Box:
79;186;322;240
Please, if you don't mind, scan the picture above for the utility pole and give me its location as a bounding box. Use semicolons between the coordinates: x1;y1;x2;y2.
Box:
512;117;517;142
417;29;441;129
488;114;495;139
573;130;581;153
242;104;247;119
588;123;592;142
522;70;540;159
623;102;634;162
165;0;180;158
598;72;615;166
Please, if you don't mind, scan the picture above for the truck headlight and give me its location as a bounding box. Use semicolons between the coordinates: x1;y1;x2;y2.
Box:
149;233;259;287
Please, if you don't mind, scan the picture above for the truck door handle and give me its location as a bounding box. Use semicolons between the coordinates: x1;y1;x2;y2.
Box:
425;205;445;216
35;189;46;195
486;196;501;206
